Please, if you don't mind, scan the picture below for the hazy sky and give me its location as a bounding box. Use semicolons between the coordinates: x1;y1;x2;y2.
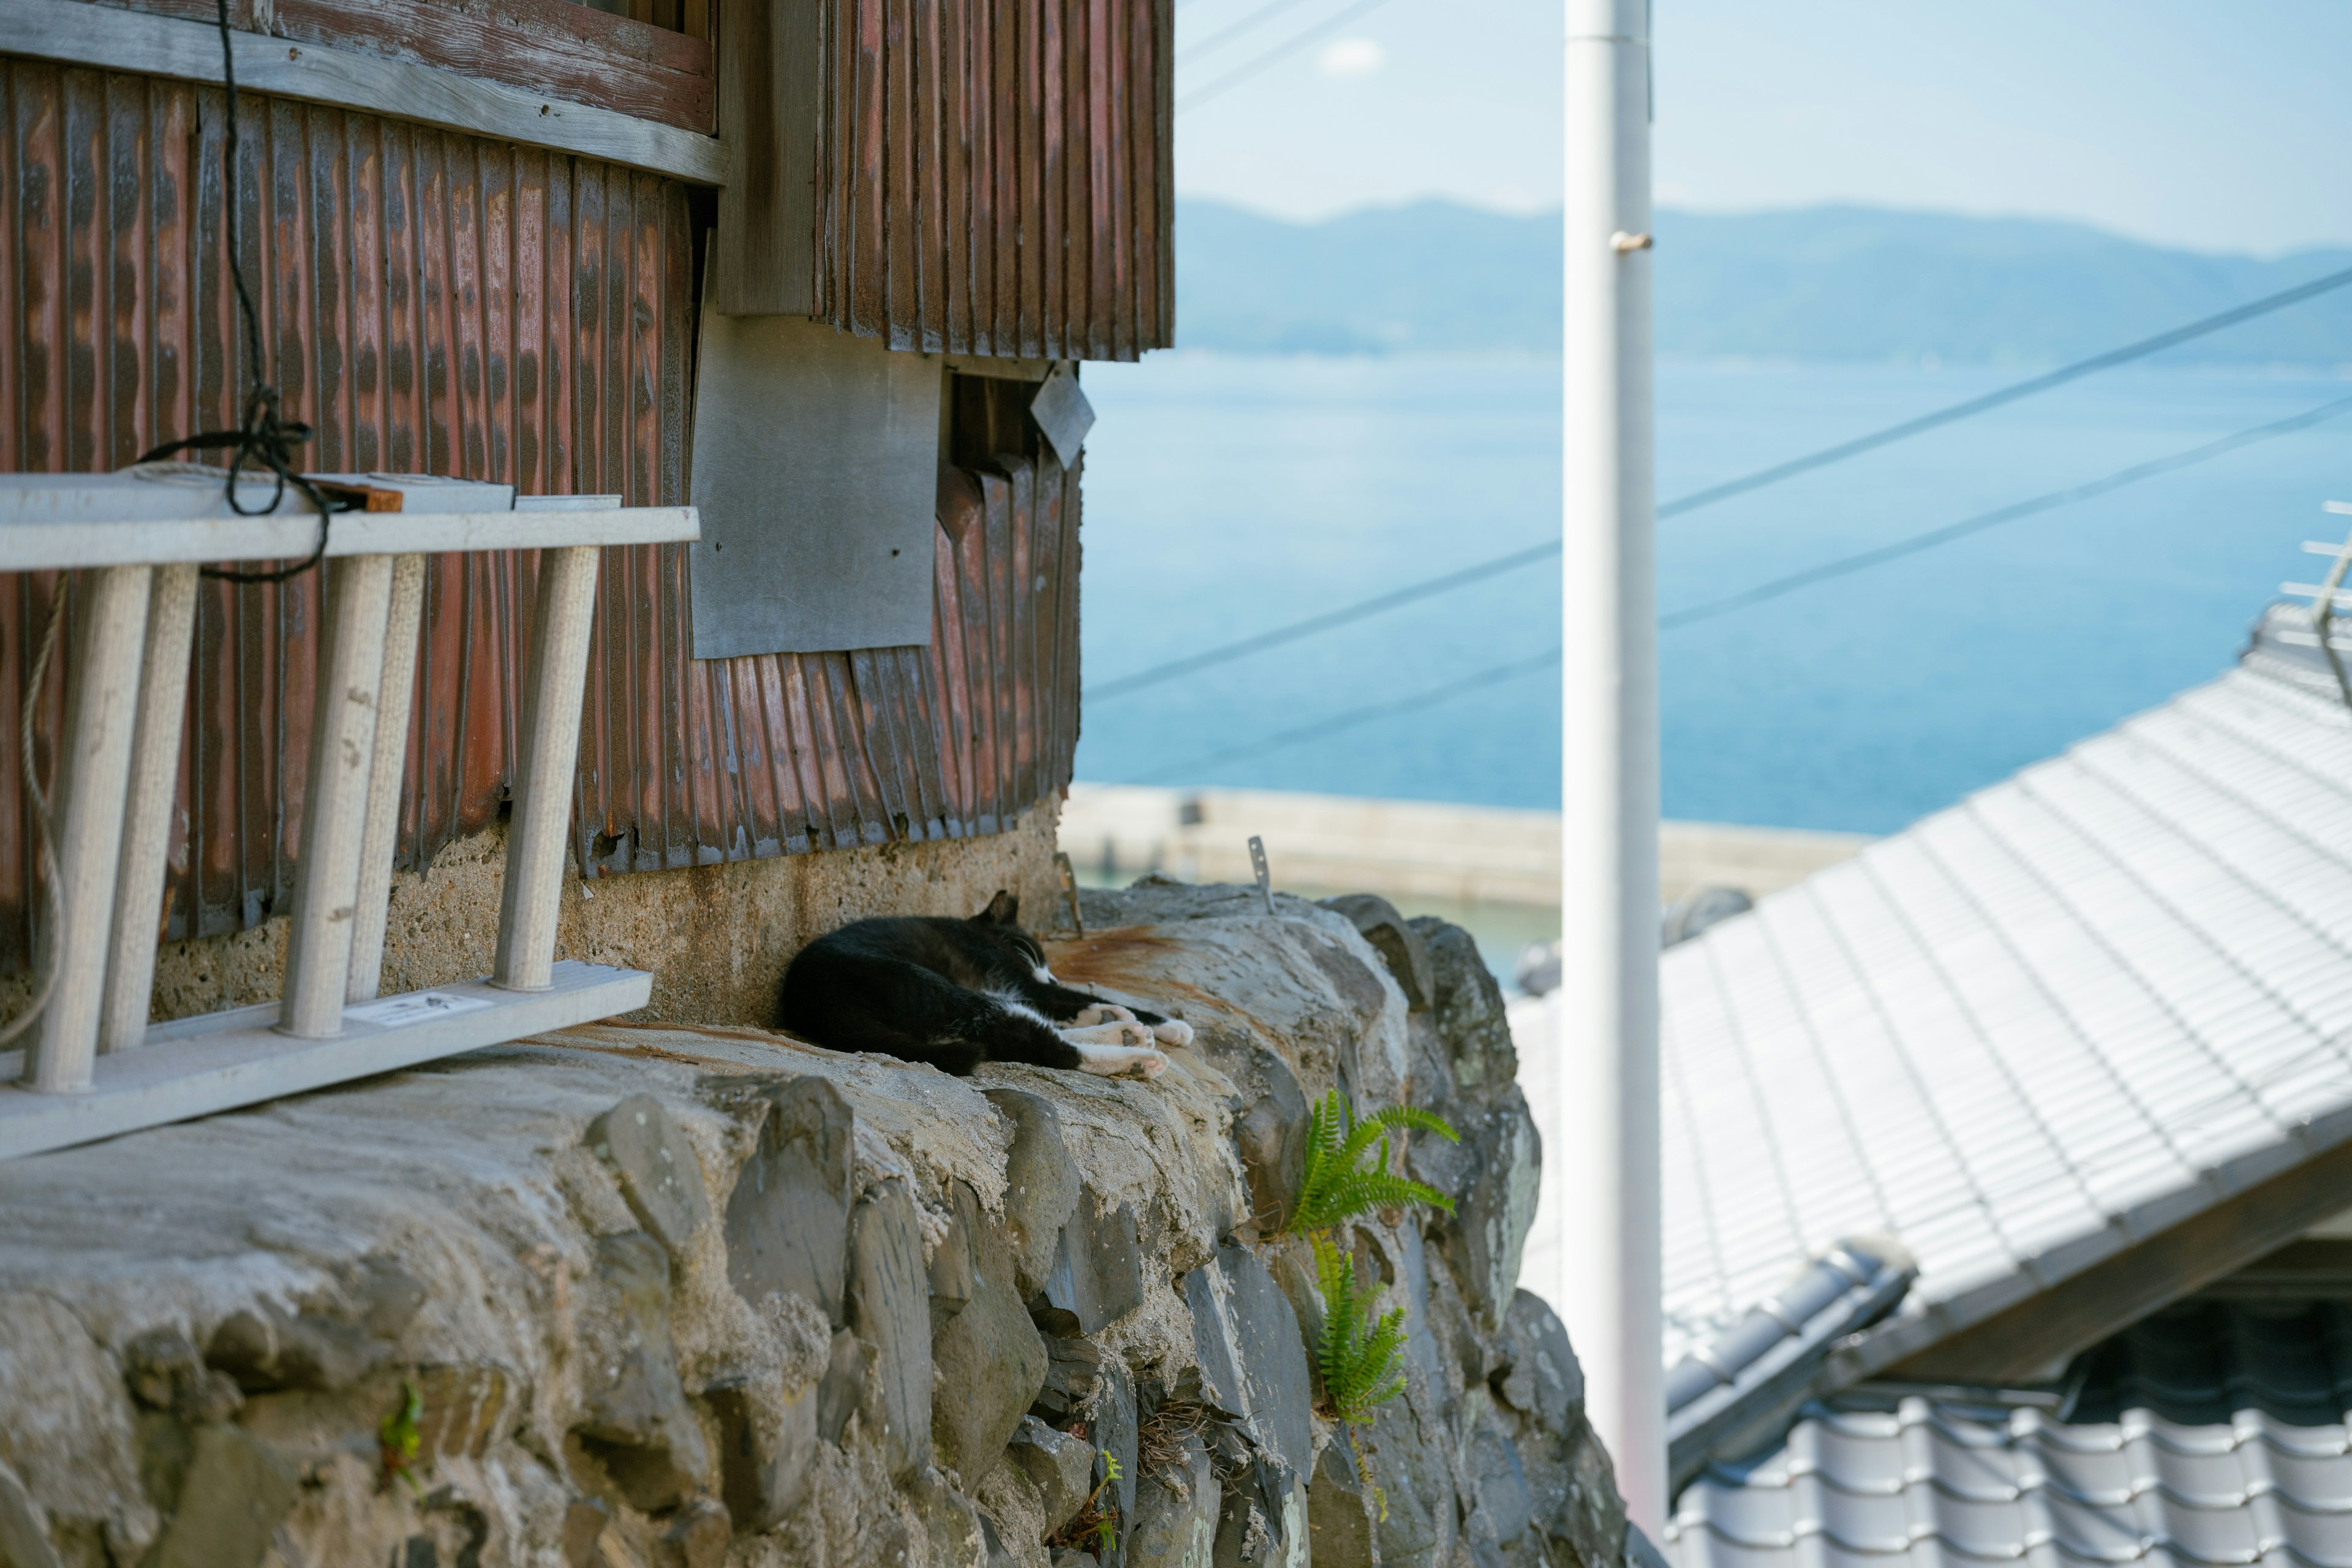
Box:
1174;0;2352;254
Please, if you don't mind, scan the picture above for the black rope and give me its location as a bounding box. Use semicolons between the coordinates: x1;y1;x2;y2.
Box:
135;0;344;585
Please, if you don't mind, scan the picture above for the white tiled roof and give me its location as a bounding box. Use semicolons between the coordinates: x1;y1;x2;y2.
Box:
1520;635;2352;1371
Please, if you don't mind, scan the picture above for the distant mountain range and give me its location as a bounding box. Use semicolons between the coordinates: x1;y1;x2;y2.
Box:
1174;199;2352;363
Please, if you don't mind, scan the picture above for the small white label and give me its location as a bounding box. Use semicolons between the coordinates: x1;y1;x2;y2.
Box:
344;991;497;1028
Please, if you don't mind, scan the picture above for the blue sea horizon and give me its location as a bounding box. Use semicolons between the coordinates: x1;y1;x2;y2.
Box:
1074;351;2352;837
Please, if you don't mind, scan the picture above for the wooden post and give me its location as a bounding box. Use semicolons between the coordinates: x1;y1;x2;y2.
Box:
278;555;395;1038
97;562;200;1054
492;546;600;992
345;554;427;1003
31;565;154;1092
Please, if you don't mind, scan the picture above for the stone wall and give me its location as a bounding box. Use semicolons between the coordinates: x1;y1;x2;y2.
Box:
0;805;1065;1036
0;879;1632;1568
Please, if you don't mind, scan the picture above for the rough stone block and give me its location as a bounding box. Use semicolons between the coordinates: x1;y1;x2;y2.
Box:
851;1180;933;1480
577;1231;708;1510
0;1460;59;1568
1466;1404;1536;1550
1319;894;1433;1011
984;1088;1083;1298
148;1425;300;1568
589;1095;712;1260
658;1496;731;1568
1214;1242;1313;1481
1182;1267;1245;1420
1231;1049;1307;1234
202;1255;424;1393
1035;1199;1143;1336
932;1260;1049;1483
930;1180;985;1330
1306;1441;1374;1568
1008;1416;1097;1532
1499;1290;1585;1434
815;1327;867;1443
1409;919;1518;1095
1033;1333;1104;1421
1128;1438;1219;1568
1090;1355;1140;1536
707;1378;815;1531
725;1077;855;1327
911;1468;988;1568
1213;1453;1306;1568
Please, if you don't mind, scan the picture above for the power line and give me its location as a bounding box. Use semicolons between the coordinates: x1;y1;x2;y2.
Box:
1659;390;2352;631
1179;0;1316;62
1175;0;1397;112
1660;263;2352;519
1090;538;1559;700
1087;264;2352;696
1128;644;1559;783
1118;389;2352;785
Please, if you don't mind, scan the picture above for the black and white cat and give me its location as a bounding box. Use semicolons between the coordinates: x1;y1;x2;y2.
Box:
778;891;1191;1079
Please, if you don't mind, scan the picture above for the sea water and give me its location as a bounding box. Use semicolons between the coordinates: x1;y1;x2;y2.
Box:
1075;352;2352;835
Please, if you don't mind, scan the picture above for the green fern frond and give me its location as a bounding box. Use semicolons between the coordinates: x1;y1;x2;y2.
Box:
1290;1089;1458;1234
1313;1234;1411;1423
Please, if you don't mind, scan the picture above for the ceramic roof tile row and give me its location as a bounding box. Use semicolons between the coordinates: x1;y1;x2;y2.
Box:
1668;1302;2352;1568
1653;656;2352;1365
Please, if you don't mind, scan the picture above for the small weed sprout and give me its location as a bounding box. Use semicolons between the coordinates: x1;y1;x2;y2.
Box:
1289;1090;1457;1237
378;1378;424;1496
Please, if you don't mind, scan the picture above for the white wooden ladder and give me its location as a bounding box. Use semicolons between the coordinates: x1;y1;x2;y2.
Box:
0;472;699;1159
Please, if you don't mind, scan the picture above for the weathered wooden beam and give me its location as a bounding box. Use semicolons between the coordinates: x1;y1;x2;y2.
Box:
0;0;726;185
1875;1134;2352;1385
708;0;822;314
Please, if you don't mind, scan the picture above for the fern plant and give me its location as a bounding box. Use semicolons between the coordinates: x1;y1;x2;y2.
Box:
1289;1089;1457;1235
1313;1234;1409;1422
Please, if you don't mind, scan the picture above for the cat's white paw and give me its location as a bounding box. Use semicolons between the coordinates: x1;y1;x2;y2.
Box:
1152;1018;1193;1047
1061;1020;1157;1048
1073;1041;1167;1079
1074;1003;1136;1027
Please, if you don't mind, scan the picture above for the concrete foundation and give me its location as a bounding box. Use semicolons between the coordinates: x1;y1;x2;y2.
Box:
1;804;1065;1035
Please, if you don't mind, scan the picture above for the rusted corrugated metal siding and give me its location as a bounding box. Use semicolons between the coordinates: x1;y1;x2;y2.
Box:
816;0;1174;360
0;61;1081;968
585;451;1082;872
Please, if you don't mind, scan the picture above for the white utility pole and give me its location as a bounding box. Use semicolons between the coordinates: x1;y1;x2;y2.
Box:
1560;0;1663;1535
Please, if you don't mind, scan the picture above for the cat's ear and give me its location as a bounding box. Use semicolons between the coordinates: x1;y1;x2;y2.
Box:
974;889;1020;925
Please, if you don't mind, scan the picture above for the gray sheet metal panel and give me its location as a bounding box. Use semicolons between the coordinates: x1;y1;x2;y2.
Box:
687;314;944;657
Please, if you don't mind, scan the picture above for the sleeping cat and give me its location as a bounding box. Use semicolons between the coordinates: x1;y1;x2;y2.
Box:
778;891;1193;1078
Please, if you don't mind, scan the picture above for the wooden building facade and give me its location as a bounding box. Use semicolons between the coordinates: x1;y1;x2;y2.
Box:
0;0;1173;968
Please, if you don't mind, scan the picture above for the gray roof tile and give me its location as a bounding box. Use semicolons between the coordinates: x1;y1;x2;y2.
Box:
1517;647;2352;1373
1668;1303;2352;1568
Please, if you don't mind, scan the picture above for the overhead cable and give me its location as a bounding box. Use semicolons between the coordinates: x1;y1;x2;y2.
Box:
1179;0;1317;62
1658;390;2352;630
1175;0;1398;112
1091;265;2352;696
1090;538;1560;700
1122;389;2352;783
1127;645;1559;783
1657;262;2352;520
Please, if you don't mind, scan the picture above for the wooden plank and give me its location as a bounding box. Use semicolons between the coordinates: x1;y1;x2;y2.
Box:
271;0;716;136
0;0;728;186
99;561;199;1050
1877;1133;2352;1386
345;554;426;1003
709;0;821;314
29;564;153;1093
0;962;651;1160
494;545;598;991
0;506;698;571
279;554;395;1037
